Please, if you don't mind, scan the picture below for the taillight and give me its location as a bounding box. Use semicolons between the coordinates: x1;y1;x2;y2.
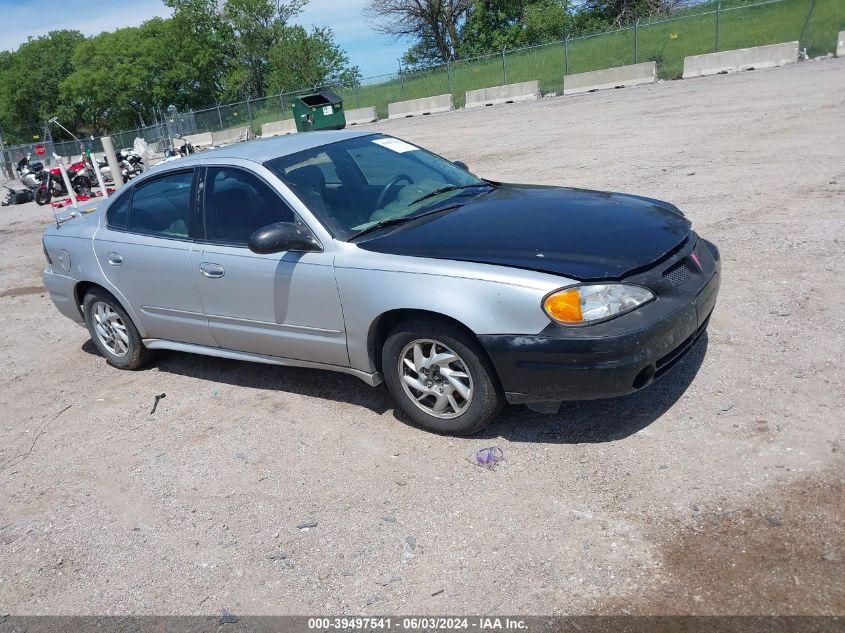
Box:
42;238;52;264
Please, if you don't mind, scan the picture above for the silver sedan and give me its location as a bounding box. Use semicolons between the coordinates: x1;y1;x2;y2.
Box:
43;130;719;434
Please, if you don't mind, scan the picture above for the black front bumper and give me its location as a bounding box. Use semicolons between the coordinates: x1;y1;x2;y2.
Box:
479;236;720;404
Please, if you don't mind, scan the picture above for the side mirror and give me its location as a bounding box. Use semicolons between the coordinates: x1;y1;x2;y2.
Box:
453;160;469;172
248;222;322;254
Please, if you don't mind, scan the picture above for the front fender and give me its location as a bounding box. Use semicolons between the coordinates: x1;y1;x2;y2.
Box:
334;244;572;373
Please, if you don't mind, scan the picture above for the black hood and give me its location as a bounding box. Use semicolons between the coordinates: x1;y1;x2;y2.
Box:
356;184;692;280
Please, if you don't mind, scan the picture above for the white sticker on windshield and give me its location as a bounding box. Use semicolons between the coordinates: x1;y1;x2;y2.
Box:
373;138;418;153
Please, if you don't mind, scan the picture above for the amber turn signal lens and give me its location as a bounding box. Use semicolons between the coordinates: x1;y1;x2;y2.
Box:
543;288;583;323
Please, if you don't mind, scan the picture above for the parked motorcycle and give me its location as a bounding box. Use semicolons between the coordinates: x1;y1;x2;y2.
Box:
34;159;93;205
176;136;196;156
153;137;197;167
97;149;144;182
123;148;145;174
16;155;47;190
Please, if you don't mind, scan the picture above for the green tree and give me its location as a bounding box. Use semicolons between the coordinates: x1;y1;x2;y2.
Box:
521;0;572;45
163;0;233;104
59;26;161;133
459;0;531;57
579;0;687;27
267;25;361;93
0;0;359;137
0;31;85;142
221;0;306;99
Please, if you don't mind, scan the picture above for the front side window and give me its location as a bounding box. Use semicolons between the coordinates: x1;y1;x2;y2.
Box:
265;134;490;240
128;170;194;238
203;167;295;245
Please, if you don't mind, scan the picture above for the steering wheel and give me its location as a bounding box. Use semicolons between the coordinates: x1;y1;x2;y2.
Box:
375;174;413;210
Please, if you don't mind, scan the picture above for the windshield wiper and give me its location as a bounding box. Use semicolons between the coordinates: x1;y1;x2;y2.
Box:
348;216;417;241
407;183;491;207
348;204;464;241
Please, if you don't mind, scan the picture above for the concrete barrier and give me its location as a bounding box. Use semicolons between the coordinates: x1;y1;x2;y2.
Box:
211;126;253;146
345;106;377;125
388;94;453;119
184;132;214;148
465;80;540;108
682;41;799;78
563;62;656;95
837;31;845;57
261;119;297;137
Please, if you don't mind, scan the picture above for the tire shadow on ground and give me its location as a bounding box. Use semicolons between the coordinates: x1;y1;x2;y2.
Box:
80;332;707;442
80;338;395;416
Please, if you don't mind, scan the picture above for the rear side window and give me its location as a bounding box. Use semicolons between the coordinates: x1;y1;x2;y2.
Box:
128;171;194;238
203;167;294;245
106;191;131;229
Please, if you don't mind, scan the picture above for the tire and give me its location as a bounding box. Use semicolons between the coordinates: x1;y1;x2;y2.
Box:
72;175;92;196
382;318;504;435
34;186;51;206
82;288;153;370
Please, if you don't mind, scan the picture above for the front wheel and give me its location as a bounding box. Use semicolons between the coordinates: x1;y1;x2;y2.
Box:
72;175;92;196
34;186;51;205
382;318;503;435
82;289;153;370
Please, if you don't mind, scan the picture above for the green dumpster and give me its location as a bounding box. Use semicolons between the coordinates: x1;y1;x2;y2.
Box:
293;90;346;132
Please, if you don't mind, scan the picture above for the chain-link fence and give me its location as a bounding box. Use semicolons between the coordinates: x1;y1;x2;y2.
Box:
2;0;842;180
0;121;172;181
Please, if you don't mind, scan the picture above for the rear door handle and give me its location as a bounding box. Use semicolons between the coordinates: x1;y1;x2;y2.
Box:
107;252;123;266
199;262;225;278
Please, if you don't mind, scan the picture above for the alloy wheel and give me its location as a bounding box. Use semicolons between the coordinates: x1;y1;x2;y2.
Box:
92;301;130;357
398;338;473;419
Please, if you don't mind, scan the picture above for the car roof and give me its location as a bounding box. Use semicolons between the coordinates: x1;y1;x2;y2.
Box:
172;129;378;167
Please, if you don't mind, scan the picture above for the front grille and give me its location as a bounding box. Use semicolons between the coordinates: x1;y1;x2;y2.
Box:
661;239;704;287
663;261;691;286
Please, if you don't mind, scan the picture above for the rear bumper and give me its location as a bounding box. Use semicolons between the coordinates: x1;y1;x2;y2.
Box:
43;268;84;324
479;238;720;404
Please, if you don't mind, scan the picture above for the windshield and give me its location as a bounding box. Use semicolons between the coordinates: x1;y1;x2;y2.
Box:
265;134;489;240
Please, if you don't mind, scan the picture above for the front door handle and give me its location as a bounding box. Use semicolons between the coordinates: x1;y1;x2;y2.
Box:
199;262;225;278
107;252;123;266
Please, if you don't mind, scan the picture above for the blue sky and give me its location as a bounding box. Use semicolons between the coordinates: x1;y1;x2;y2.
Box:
0;0;409;78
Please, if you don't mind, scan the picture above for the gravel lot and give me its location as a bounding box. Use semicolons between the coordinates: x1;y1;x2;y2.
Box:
1;57;843;617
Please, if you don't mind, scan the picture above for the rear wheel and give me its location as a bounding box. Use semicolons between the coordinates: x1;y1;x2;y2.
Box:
382;318;503;435
82;288;152;370
34;185;51;205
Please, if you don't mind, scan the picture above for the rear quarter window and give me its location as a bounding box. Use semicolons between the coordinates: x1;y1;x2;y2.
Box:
105;191;131;229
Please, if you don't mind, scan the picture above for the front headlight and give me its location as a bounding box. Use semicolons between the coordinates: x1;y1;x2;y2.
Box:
543;284;654;325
